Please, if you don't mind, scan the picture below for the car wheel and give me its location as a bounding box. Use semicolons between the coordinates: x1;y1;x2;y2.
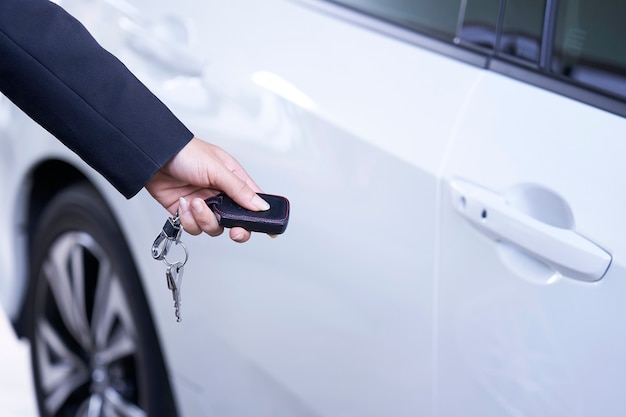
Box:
27;182;177;417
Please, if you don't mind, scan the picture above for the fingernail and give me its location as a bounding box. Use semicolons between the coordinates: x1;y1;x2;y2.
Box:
233;232;245;242
191;199;204;213
178;197;190;214
253;195;270;211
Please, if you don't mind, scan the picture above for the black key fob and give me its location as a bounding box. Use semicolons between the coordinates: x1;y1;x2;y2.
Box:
205;193;290;235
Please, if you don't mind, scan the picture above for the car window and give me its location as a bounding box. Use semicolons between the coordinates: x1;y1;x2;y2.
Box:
457;0;500;50
499;0;545;64
460;0;545;63
551;0;626;100
329;0;626;112
330;0;462;41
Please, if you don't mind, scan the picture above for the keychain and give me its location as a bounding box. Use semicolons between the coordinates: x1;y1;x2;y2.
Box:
151;193;290;322
152;213;188;322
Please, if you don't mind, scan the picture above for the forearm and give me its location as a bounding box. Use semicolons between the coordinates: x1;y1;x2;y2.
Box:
0;0;192;198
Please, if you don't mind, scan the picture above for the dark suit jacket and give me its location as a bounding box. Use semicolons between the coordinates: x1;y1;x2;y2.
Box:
0;0;193;198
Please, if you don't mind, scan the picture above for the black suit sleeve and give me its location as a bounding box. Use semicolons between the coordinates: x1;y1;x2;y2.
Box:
0;0;193;198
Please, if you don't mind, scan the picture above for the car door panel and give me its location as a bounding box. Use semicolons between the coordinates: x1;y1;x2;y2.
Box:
438;70;626;416
57;0;485;415
174;2;492;415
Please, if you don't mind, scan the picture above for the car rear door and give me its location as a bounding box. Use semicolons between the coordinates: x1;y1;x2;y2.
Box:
437;1;626;415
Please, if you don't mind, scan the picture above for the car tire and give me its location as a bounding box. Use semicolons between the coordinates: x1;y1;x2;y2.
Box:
26;182;177;417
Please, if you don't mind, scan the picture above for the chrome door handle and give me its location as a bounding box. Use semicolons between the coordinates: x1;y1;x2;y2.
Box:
450;178;611;282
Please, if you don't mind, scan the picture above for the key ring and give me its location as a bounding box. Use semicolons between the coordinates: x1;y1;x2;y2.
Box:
162;240;189;269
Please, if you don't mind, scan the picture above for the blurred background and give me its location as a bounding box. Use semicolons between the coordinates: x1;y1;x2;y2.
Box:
0;310;38;416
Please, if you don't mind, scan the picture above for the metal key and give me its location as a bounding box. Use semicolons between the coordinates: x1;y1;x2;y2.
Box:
166;261;184;322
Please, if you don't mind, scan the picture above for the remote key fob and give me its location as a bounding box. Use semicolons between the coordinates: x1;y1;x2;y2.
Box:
205;193;290;235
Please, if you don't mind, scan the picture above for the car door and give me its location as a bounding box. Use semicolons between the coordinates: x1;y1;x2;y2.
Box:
152;2;477;416
58;0;487;415
437;0;626;415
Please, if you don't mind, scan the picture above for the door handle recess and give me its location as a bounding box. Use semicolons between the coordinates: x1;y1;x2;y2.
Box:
450;179;611;282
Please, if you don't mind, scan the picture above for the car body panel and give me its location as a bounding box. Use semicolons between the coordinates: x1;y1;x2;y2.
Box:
2;0;625;416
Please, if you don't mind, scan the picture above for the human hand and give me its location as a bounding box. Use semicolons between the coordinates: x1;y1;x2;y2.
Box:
145;137;270;242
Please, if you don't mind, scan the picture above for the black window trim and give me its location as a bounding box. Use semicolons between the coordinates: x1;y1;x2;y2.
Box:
291;0;626;119
539;0;559;69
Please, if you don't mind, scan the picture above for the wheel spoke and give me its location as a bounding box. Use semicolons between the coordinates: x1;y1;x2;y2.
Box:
76;394;104;417
92;272;137;352
36;319;90;414
69;236;93;344
103;387;146;417
44;233;94;350
87;394;104;417
95;325;137;366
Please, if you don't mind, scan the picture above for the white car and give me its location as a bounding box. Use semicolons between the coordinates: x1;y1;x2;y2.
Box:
2;0;626;416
